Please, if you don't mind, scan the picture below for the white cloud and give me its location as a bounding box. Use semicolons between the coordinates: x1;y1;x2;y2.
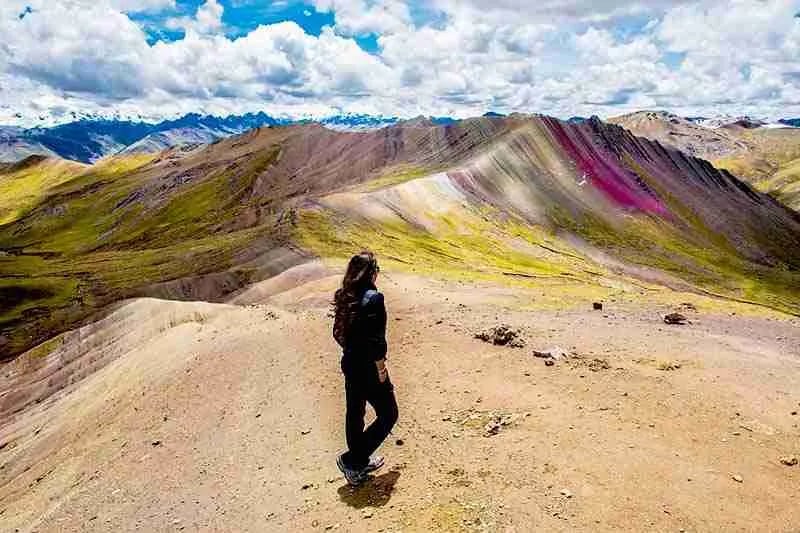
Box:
1;0;800;126
110;0;175;12
312;0;411;35
166;0;224;35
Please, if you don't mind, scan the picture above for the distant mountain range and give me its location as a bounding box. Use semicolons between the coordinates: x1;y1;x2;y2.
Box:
1;110;798;166
0;112;430;163
610;110;800;210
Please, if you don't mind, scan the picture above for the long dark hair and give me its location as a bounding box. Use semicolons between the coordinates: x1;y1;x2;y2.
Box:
332;251;379;346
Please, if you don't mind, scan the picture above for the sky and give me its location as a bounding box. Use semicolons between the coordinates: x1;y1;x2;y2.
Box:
0;0;799;126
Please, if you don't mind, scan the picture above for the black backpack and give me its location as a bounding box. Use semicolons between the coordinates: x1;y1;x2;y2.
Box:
333;290;377;348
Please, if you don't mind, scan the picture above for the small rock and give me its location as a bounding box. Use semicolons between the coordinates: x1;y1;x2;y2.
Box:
362;510;373;519
732;474;743;483
533;347;568;361
500;414;514;426
301;483;313;490
544;359;555;367
560;489;573;498
475;325;525;347
301;429;311;435
395;438;404;446
593;302;603;311
151;440;162;447
780;456;798;466
588;358;610;372
484;421;502;437
664;313;688;325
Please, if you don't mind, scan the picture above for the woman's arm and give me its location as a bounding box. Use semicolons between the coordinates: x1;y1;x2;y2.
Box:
375;358;388;383
363;292;388;381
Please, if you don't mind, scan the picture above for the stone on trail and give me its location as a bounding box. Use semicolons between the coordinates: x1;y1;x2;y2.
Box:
593;302;603;310
732;474;743;483
484;421;502;437
780;456;798;466
664;313;688;325
533;347;568;361
475;325;525;347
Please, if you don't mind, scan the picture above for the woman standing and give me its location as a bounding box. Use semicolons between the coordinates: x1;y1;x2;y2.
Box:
333;251;398;486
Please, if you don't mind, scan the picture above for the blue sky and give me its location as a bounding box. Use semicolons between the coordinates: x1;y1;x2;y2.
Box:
132;1;336;42
1;0;799;125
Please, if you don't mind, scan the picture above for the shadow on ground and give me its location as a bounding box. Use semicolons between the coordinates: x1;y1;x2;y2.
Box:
337;469;401;508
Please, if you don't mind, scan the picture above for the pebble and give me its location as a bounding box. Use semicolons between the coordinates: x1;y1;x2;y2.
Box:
732;474;743;483
363;510;374;519
780;456;798;466
560;489;573;498
395;438;404;446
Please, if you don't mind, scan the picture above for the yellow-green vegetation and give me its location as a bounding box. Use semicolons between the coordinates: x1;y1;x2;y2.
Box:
295;206;627;309
297;179;800;318
0;148;284;359
755;157;800;210
713;129;800;210
0;157;86;225
352;165;435;193
549;204;800;316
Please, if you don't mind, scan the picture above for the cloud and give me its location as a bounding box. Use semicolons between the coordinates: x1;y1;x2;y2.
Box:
110;0;175;12
1;0;800;125
312;0;411;35
166;0;224;35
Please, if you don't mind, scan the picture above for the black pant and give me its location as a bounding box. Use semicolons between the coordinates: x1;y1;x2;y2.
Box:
341;373;398;470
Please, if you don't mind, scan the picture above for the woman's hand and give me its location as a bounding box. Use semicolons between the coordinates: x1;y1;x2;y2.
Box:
376;359;388;383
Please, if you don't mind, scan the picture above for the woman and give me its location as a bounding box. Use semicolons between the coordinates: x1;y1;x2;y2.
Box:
333;251;398;486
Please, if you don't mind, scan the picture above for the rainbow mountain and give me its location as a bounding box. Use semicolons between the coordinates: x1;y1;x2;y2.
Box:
1;115;799;360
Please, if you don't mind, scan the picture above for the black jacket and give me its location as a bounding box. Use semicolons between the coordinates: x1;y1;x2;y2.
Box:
340;285;387;376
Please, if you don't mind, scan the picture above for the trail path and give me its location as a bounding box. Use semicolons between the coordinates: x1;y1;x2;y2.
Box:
2;271;799;532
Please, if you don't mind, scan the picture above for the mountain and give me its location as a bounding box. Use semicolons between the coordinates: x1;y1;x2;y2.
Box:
119;127;226;155
1;113;287;163
0;126;59;161
0;113;453;164
316;113;400;130
2;115;799;360
687;115;768;129
780;118;800;127
608;110;749;159
611;110;800;210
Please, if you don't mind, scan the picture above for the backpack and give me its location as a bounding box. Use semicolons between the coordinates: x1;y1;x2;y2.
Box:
333;289;377;348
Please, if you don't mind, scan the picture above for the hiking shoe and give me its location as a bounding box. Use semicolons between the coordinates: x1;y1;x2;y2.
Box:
363;455;385;474
337;454;365;486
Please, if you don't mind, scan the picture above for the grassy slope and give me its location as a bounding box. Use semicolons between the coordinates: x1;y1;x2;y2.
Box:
0;149;286;359
713;128;800;210
295;197;800;317
0;157;87;225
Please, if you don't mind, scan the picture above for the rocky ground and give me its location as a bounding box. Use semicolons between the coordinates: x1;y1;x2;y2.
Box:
1;266;799;532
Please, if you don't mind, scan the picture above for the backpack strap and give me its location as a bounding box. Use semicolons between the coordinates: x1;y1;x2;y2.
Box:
361;289;378;307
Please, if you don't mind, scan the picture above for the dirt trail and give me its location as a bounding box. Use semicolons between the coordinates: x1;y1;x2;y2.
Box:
1;269;799;532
